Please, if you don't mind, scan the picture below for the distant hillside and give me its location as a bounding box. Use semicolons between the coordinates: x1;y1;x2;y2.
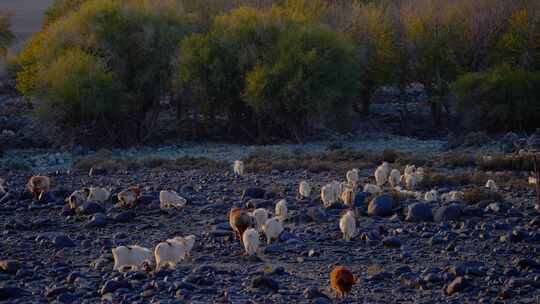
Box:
1;0;54;54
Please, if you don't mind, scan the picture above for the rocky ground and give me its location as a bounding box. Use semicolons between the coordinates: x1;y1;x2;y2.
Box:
1;145;540;304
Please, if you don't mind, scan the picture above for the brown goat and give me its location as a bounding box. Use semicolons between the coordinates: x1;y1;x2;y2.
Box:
27;176;51;199
330;266;357;299
229;207;253;246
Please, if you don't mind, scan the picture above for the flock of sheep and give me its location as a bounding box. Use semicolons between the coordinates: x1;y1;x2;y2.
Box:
21;158;505;299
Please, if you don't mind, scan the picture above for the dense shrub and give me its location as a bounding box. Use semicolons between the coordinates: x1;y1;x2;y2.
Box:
453;65;540;132
16;0;196;145
0;13;13;53
178;6;358;142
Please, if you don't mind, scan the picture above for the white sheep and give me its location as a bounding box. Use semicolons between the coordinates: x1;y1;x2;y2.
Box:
404;173;419;190
339;210;356;242
374;162;391;186
84;187;110;202
66;190;88;210
485;179;499;192
321;183;340;208
233;160;245;176
112;245;153;272
117;187;140;208
154;239;187;271
388;169;401;188
298;181;311;198
159;190;187;209
169;235;196;260
262;217;284;244
530;176;538;185
251;208;269;231
346;169;359;186
340;183;355;206
242;228;260;256
275;199;288;220
441;190;465;202
404;165;416;175
363;183;381;194
424;189;438;202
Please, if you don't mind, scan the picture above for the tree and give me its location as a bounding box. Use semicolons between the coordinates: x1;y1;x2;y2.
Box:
0;13;13;60
17;0;196;145
452;64;540;132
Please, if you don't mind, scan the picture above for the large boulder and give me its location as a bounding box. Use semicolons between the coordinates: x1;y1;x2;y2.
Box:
406;203;433;222
368;195;394;217
434;204;463;223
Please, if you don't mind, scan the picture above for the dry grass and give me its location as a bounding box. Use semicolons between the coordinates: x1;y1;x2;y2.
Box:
477;154;535;172
73;154;226;172
462;188;502;204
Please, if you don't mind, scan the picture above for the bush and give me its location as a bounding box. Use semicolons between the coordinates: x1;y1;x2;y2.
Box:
43;0;91;26
177;6;358;142
453;65;540;132
0;13;13;52
16;0;196;145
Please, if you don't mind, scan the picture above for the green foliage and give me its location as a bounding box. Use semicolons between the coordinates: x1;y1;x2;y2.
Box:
17;0;196;144
43;0;91;26
178;6;358;140
0;13;13;52
32;48;123;124
453;65;540;132
497;8;540;69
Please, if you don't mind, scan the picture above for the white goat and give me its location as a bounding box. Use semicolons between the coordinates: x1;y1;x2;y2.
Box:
242;228;260;256
169;235;196;260
262;217;284;244
485;179;499;192
298;181;311;198
159;190;187;209
441;191;465;202
66;190;88;210
84;187;110;202
339;210;356;241
117;187;140;208
404;165;416;175
363;184;381;194
233;160;245;176
112;245;153;272
154;239;187;271
321;183;340;208
424;189;438;202
346;169;359;186
374;162;391;186
251;208;269;231
388;169;401;188
275;199;288;220
340;183;355;206
404;173;419;190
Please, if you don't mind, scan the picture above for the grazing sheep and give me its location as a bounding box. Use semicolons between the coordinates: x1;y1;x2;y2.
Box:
330;266;357;299
27;176;51;199
262;217;284;244
321;183;340;208
251;208;269;231
275;199;288;220
117;186;141;208
346;169;359;186
340;183;355;206
159;190;187;209
374;162;390;186
485;179;499;192
112;245;153;272
363;183;381;194
242;228;260;256
388;169;401;188
442;190;465;202
404;174;419;190
154;239;187;271
424;189;438;202
83;187;110;203
168;235;196;260
229;208;254;245
404;165;416;175
233;160;245;176
339;210;356;241
415;167;425;183
298;181;311;199
66;190;88;210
